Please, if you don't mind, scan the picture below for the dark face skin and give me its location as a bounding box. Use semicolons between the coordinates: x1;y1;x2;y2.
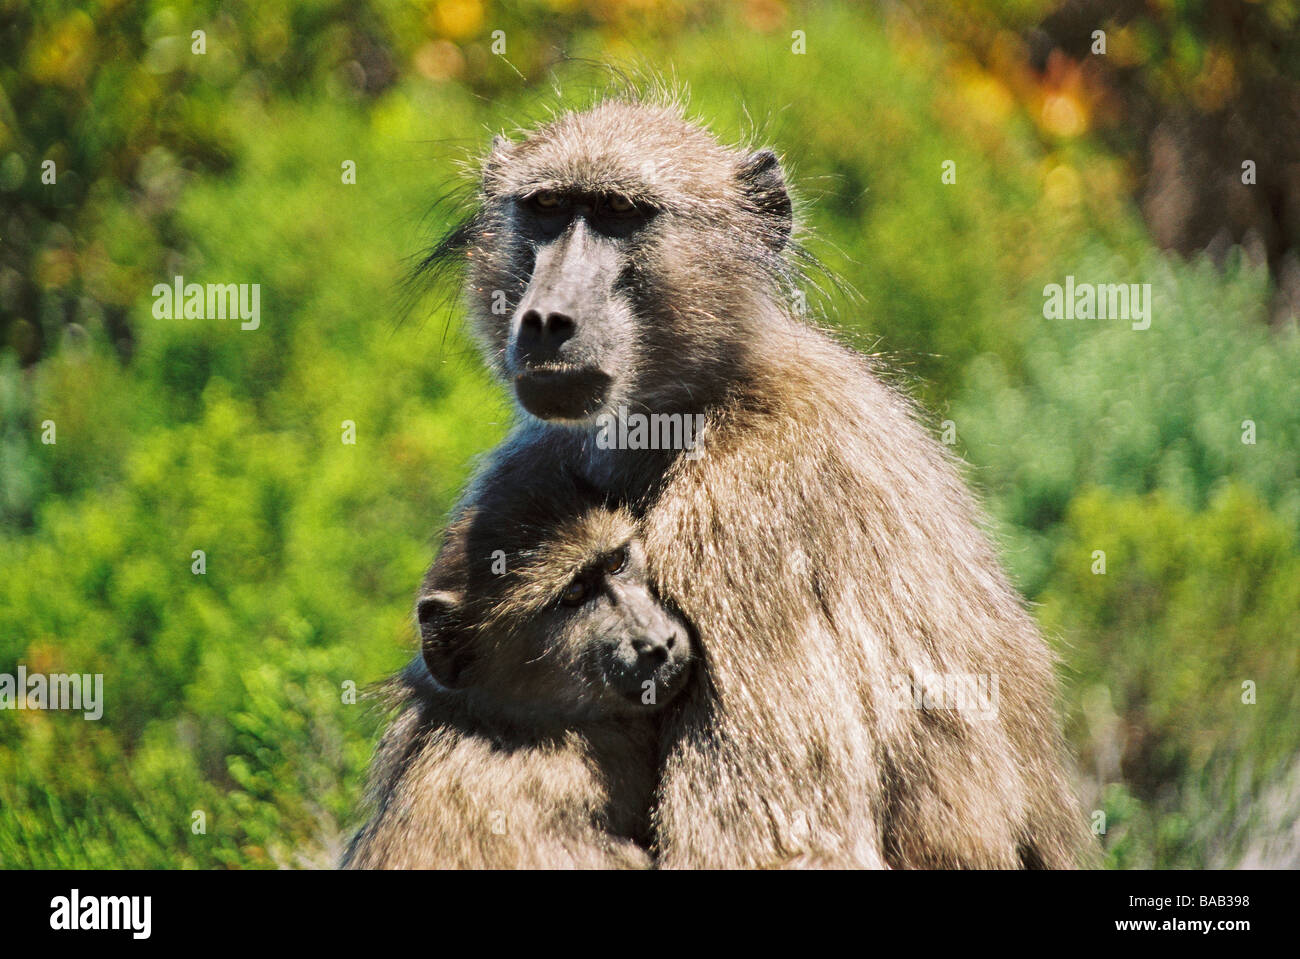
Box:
504;189;657;423
419;537;693;721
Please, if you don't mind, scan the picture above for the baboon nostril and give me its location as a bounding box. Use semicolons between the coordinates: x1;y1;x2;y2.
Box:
545;312;574;335
632;637;669;666
515;309;576;367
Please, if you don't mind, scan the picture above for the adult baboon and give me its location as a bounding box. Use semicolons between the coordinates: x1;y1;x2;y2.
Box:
421;95;1092;868
342;483;694;869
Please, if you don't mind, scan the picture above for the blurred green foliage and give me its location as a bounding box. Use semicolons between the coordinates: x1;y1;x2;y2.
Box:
954;248;1300;867
1043;485;1300;868
1;1;1297;868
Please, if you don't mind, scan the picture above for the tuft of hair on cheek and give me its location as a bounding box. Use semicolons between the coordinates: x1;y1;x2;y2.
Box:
463;228;530;365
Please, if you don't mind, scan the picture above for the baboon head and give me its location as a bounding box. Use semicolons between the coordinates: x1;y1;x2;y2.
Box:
443;99;796;424
416;498;694;720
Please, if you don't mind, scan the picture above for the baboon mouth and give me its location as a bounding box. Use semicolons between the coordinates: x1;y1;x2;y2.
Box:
607;661;689;708
514;366;612;421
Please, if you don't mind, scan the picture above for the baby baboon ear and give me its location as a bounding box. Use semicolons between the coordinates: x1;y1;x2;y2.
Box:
738;149;793;250
417;590;474;688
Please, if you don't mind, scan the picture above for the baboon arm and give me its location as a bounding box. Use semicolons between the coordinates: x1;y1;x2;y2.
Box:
643;359;1087;869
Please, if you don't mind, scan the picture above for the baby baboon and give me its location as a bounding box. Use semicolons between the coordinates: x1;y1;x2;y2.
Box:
421;95;1093;868
342;483;693;869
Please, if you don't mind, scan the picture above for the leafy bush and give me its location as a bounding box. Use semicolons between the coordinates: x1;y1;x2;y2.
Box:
955;248;1300;596
1038;486;1300;868
951;249;1300;867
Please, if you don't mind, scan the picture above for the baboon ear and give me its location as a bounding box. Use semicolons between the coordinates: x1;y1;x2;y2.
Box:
417;590;474;689
738;149;792;250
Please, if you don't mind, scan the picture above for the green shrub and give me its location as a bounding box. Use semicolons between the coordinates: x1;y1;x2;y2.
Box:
1039;485;1300;869
955;248;1300;597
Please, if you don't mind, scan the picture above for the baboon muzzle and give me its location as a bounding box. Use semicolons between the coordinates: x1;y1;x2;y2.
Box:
604;630;688;706
508;219;620;420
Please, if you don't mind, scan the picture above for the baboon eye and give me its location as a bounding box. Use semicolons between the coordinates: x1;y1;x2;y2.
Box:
605;194;635;214
603;547;628;575
560;578;590;607
530;190;563;211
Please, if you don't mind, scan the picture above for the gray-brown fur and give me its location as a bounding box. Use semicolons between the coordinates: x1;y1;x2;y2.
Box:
418;94;1094;868
342;483;693;869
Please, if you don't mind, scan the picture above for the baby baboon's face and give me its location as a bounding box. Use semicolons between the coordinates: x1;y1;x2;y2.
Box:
419;510;693;721
528;536;693;715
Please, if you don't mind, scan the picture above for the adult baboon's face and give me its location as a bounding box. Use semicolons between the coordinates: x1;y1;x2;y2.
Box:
499;190;651;422
465;100;794;425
